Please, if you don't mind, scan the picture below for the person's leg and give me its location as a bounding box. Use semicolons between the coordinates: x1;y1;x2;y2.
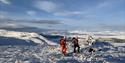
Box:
77;45;80;53
74;45;76;53
61;46;63;52
61;46;65;54
63;47;67;55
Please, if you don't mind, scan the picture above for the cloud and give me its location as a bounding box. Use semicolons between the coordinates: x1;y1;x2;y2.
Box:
27;10;36;16
0;26;55;33
0;19;25;28
0;0;10;5
0;11;7;19
34;1;58;12
94;0;124;10
98;23;125;31
30;20;61;24
0;14;5;19
0;22;24;28
0;19;57;33
96;1;111;8
0;18;62;25
54;11;85;16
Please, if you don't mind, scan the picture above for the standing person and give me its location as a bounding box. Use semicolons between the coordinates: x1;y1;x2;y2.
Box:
72;37;80;53
60;36;67;55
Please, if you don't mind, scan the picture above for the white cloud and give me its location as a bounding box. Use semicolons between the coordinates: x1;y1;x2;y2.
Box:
34;1;58;12
0;21;21;28
54;11;85;16
27;10;36;16
96;1;112;8
0;14;5;19
0;11;7;19
0;0;11;5
96;0;124;9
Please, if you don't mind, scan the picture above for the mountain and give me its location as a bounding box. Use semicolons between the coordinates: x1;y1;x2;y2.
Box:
0;29;57;45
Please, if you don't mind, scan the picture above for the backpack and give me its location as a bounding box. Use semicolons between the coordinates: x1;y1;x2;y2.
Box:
72;38;78;45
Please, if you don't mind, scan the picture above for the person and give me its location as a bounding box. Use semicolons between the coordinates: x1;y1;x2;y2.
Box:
72;37;80;53
60;36;67;55
86;35;94;46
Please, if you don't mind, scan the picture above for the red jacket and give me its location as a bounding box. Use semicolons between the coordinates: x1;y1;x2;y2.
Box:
60;38;66;47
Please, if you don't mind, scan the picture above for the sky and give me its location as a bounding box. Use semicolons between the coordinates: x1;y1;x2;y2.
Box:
0;0;125;32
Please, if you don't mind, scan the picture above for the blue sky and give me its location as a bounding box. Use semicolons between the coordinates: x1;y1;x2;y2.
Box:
0;0;125;31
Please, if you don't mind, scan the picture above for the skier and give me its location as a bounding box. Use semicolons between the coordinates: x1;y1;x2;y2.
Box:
60;36;67;55
72;37;80;53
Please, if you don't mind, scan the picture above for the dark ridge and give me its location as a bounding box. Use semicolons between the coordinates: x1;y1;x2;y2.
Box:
111;38;125;43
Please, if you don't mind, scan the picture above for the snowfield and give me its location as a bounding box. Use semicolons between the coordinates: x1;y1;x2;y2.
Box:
0;29;125;63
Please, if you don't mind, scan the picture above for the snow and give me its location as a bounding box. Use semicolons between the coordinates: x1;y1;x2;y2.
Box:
0;29;57;45
39;35;57;45
0;29;125;63
112;43;125;47
68;30;125;39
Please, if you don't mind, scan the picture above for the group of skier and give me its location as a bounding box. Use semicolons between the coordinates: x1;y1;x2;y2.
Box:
60;36;80;55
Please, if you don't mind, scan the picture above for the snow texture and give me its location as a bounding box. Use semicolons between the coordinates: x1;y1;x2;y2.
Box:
0;29;125;63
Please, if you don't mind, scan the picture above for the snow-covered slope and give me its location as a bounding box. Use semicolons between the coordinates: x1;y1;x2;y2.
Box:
0;29;57;45
0;29;125;63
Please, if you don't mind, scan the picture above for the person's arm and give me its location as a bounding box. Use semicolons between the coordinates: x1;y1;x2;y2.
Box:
60;39;62;45
71;39;73;43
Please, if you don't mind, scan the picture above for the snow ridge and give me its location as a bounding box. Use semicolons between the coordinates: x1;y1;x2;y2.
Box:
0;29;57;45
